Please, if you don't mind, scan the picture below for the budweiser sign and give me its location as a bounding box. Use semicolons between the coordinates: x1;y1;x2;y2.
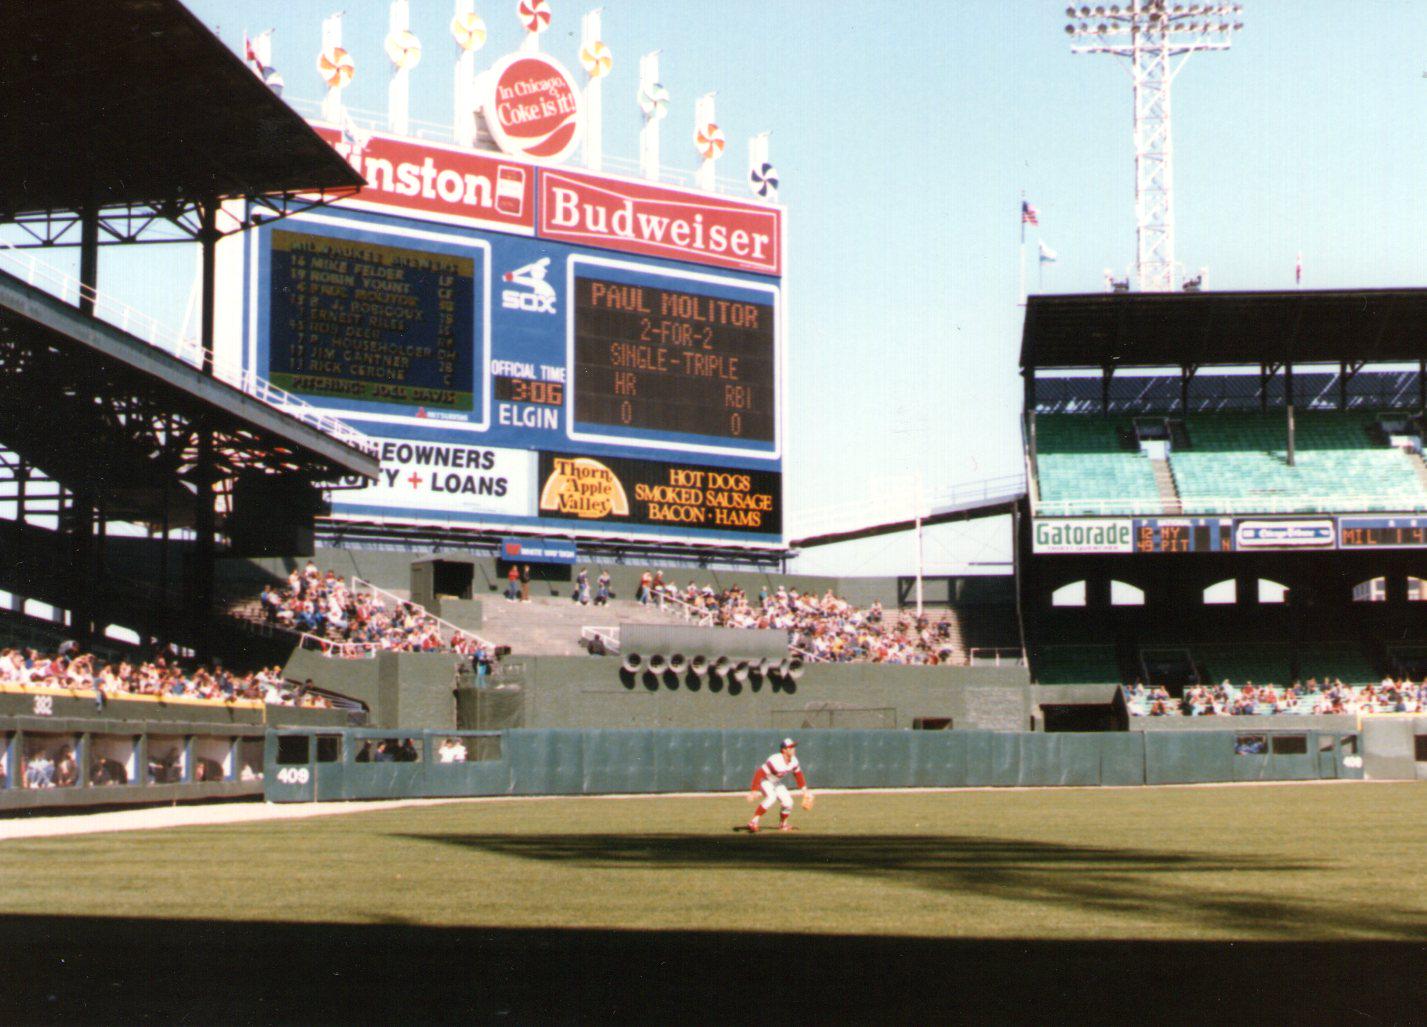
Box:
539;170;782;276
314;125;535;233
482;53;583;164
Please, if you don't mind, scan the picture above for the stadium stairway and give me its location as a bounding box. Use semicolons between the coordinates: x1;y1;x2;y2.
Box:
1407;450;1427;494
477;595;702;656
1150;456;1183;514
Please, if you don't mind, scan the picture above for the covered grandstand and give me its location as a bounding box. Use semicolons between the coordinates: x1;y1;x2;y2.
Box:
1020;288;1427;727
0;0;379;810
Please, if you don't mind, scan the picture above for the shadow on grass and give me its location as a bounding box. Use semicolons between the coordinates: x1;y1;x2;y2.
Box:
1;914;1425;1023
402;832;1427;941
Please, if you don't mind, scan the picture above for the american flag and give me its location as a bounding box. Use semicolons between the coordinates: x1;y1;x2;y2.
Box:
1021;201;1039;226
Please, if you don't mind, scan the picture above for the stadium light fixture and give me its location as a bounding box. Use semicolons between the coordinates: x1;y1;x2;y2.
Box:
1065;1;1243;291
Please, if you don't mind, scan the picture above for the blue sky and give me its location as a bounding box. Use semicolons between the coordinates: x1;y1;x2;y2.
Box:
47;2;1427;573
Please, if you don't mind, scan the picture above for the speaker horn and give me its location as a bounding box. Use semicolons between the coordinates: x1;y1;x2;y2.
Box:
648;653;668;674
711;656;731;678
732;660;751;683
690;654;709;677
620;652;643;674
668;653;688;675
784;657;805;681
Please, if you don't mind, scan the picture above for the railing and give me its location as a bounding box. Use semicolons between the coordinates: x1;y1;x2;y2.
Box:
1032;495;1427;517
352;577;496;652
579;625;620;654
792;472;1027;540
969;647;1028;667
652;590;716;627
0;243;372;454
788;643;824;664
299;632;377;659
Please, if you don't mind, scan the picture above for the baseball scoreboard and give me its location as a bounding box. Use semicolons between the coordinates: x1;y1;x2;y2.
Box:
1032;515;1427;554
216;126;785;547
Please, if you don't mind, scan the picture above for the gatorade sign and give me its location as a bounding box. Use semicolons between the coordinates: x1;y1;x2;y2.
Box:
483;53;583;164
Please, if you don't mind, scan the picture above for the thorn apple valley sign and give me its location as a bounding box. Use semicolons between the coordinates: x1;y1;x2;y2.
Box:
483;52;583;164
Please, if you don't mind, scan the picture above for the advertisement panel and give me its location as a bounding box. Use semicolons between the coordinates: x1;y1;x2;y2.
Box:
311;125;536;233
539;168;783;276
537;451;781;537
500;537;578;564
1234;519;1337;550
330;437;534;521
222;129;786;547
1032;519;1134;554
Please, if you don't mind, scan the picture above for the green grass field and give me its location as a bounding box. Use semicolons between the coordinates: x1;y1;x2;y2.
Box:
4;782;1427;1021
5;782;1427;940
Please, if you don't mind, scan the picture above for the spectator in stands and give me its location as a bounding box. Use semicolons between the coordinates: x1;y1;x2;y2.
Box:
25;751;54;789
437;737;467;763
90;755;127;786
637;571;652;605
506;565;520;602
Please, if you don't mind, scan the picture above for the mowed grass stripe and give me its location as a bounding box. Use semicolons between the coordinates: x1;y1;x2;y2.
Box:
2;781;1426;940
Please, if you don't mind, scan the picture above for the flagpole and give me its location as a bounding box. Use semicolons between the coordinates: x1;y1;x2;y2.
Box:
1019;192;1026;307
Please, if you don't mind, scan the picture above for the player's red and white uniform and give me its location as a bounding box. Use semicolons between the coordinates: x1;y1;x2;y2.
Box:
751;750;806;815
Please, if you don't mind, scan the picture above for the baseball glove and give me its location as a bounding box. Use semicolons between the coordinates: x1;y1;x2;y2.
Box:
801;790;815;811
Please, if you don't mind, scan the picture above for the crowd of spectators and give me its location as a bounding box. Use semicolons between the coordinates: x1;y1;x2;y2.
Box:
635;574;959;665
259;561;491;660
0;643;328;708
1127;676;1427;716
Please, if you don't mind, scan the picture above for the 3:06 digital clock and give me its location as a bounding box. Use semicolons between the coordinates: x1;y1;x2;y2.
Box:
494;376;564;406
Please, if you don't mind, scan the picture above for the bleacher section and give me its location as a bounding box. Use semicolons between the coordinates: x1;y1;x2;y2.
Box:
1169;412;1427;514
1033;416;1162;514
1032;644;1120;685
1193;643;1291;687
1296;644;1378;686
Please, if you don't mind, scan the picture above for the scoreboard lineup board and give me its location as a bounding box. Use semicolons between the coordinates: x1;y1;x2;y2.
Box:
218;133;785;547
267;232;477;411
1032;515;1427;554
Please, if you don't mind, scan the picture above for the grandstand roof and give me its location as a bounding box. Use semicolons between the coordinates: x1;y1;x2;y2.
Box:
0;0;360;218
1021;289;1427;371
0;266;378;515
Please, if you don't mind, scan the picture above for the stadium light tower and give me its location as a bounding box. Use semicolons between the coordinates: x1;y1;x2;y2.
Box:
1065;3;1243;292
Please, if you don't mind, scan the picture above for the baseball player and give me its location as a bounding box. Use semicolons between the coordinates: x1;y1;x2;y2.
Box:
744;738;813;832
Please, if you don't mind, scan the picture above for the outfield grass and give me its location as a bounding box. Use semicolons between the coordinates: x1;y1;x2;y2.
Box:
4;781;1427;942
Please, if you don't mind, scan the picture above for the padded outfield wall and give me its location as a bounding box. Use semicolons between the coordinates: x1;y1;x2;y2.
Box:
263;727;1362;802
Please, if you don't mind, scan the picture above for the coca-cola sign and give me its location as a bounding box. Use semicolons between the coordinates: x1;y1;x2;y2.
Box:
539;169;783;276
314;125;535;233
483;53;583;164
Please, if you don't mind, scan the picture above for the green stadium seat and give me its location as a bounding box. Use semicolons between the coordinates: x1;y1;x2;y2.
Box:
1034;644;1120;685
1034;416;1162;515
1169;412;1427;514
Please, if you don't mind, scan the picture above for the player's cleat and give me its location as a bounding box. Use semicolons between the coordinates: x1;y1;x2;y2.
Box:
745;820;760;833
778;823;795;831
